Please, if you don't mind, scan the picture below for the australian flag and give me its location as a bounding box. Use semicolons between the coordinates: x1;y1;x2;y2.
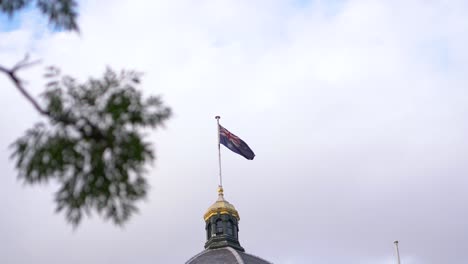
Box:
219;125;255;160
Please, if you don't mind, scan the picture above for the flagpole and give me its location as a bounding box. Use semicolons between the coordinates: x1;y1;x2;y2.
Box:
394;241;401;264
215;116;223;187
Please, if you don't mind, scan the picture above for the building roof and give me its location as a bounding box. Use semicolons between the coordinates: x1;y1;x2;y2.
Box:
186;247;272;264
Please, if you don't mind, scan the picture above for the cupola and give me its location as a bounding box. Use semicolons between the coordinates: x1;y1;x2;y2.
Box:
203;186;244;252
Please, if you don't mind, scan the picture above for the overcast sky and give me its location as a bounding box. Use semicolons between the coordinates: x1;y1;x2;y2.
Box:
1;0;468;263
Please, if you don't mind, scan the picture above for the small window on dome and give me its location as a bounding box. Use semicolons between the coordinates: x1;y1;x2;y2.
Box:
207;223;212;239
216;219;223;235
226;220;233;236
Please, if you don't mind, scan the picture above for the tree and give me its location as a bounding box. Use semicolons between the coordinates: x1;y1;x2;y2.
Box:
1;0;79;31
0;1;172;226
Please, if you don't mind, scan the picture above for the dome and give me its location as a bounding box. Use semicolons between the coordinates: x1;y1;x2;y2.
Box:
203;186;240;221
186;247;272;264
186;185;272;264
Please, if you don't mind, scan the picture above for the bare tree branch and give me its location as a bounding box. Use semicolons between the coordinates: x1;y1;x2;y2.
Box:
0;56;47;116
1;56;105;140
12;54;41;71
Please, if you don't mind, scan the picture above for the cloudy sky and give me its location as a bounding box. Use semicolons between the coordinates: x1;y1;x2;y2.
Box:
1;0;468;263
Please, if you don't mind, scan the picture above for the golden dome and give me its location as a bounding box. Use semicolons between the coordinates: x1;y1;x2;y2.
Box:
203;186;240;222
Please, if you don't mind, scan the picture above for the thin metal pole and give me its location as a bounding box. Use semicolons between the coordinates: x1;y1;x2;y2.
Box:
394;241;401;264
215;116;222;187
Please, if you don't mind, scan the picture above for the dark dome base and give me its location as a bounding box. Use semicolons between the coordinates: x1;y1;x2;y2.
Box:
186;247;272;264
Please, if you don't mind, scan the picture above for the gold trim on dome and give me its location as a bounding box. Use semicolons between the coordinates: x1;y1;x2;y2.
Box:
203;186;240;222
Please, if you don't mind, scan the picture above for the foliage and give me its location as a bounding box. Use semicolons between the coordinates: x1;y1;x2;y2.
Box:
0;0;79;31
10;68;171;226
1;0;172;227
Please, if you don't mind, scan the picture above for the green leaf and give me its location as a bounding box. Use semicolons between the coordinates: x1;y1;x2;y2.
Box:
11;67;171;227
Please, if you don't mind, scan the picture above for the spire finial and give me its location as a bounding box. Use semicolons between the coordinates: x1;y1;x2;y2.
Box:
217;185;224;196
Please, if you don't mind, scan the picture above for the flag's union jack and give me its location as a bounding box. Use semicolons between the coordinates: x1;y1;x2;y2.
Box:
219;125;255;160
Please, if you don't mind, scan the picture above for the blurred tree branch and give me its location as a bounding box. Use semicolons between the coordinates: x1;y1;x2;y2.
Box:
0;0;79;31
5;64;171;226
0;55;46;115
1;1;172;227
